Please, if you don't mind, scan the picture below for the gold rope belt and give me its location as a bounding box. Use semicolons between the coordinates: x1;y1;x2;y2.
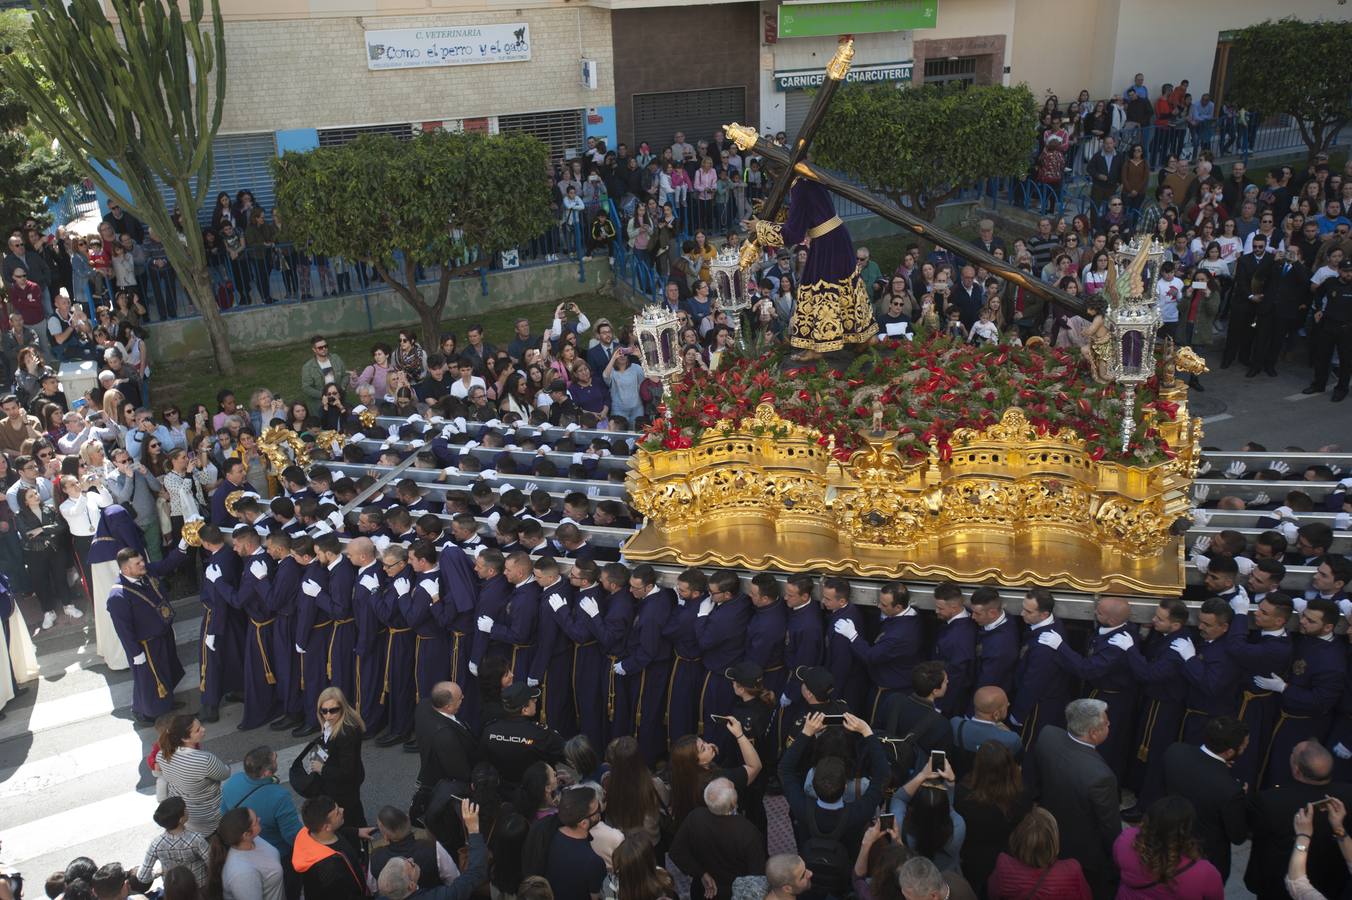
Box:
807;215;843;239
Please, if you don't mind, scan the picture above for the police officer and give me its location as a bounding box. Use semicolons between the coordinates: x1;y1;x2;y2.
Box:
1303;258;1352;402
477;682;565;788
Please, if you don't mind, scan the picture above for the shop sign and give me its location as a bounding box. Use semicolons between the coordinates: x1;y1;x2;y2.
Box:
778;0;937;39
774;60;913;91
365;23;531;71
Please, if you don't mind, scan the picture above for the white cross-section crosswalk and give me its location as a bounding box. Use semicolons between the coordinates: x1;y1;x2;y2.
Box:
0;598;419;882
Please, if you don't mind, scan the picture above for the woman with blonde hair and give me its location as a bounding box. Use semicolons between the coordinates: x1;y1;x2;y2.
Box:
307;686;368;826
101;388;128;447
987;807;1091;899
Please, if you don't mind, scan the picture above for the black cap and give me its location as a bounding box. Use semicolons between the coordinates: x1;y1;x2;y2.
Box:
548;379;567;393
796;665;833;700
502;682;541;710
725;661;764;687
1340;258;1352;271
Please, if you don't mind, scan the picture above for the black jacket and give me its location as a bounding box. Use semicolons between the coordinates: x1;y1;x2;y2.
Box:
1245;780;1352;899
315;726;367;827
1025;727;1121;895
1162;742;1248;882
414;700;476;788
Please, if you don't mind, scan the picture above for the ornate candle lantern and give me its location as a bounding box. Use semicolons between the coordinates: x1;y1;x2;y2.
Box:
709;245;752;346
632;304;684;416
1106;237;1167;449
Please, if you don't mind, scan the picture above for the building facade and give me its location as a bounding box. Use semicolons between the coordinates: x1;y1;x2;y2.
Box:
95;0;1346;219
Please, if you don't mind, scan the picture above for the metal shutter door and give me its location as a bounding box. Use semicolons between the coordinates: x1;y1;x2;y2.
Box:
784;90;813;144
498;109;585;161
631;87;746;150
155;131;279;226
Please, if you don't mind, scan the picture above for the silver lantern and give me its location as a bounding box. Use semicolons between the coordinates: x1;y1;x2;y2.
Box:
1106;236;1166;449
632;304;684;417
710;245;752;346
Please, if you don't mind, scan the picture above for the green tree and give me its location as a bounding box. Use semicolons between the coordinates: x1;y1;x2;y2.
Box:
1;0;236;374
0;10;77;230
813;81;1038;220
1227;17;1352;161
272;130;553;347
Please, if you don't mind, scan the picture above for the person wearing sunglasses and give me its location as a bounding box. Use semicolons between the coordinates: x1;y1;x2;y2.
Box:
301;335;349;409
307;685;369;827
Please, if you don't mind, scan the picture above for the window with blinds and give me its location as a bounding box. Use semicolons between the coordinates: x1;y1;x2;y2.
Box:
923;57;979;87
316;122;416;148
631;87;746;151
497;109;585;162
153;131;279;225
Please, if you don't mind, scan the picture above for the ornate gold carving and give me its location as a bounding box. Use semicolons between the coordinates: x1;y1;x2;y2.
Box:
1174;346;1208;375
359;408;378;429
181;519;204;547
628;395;1202;594
826;39;855;81
724;122;759;152
749;218;785;249
224;490;248;518
259;424;310;471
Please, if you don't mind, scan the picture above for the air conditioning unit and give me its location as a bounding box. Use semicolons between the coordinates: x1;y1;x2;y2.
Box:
580;58;599;90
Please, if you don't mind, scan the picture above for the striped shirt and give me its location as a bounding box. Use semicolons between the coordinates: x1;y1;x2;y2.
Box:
137;829;211;886
159;747;231;833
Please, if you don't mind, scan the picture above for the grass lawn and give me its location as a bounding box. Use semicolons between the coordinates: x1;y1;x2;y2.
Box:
154;291;639;413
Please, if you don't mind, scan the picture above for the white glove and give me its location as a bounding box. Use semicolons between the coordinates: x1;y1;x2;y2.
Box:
1270;460;1291;476
394;576;410;597
1191;507;1212;528
301;579;321;597
1339;476;1352;490
1198;459;1214;475
1253;673;1287;692
833;618;859;642
779;693;792;708
1339;598;1352;619
1225;461;1247;479
477;615;494;633
1107;632;1134;651
249;559;268;581
1251;491;1271;507
1335;742;1352;760
177;537;188;552
1193;483;1210;504
547;594;566;613
295;644;305;654
1170;638;1196;661
613;661;626;675
205;634;216;652
421;578;440;602
697;597;714;618
1230;592;1250;616
132;652;147;665
1192;534;1212;556
579;596;600;618
205;564;222;583
468;661;479;677
1273;505;1296;522
1037;630;1063;650
527;677;539;687
360;573;380;592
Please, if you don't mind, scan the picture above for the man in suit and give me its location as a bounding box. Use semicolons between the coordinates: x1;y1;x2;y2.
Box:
948;266;984;329
1245;740;1352;899
834;580;922;723
1088;136;1125;205
1223;232;1277;369
1268;246;1312;370
930;582;976;718
1027;698;1121;900
408;682;476;827
1162;716;1249;882
970;587;1019;702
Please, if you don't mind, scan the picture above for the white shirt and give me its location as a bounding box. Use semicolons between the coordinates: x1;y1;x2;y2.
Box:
1029;614;1056;632
449;376;486;400
982;611;1008;632
1156;277;1184;323
60;485;113;536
